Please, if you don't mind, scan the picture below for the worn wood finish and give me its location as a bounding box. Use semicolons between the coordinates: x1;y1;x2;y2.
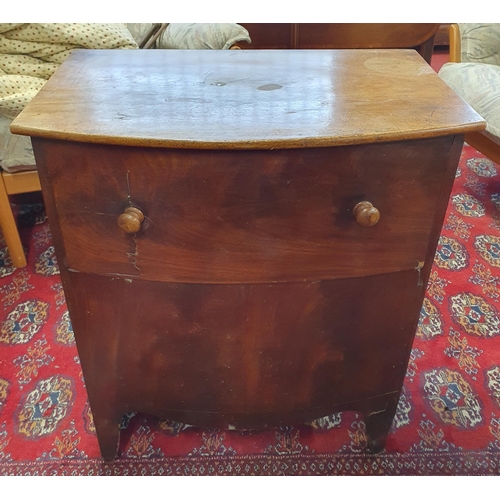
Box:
238;24;439;63
11;50;484;149
15;49;486;460
32;133;465;461
32;136;454;284
61;269;422;460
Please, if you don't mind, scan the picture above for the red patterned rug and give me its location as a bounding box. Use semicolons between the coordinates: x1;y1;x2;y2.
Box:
1;144;500;476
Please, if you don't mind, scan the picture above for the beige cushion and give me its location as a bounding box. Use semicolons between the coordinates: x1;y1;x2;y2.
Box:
439;62;500;139
158;23;251;50
0;23;138;120
125;23;155;45
458;23;500;66
126;23;251;50
0;114;35;173
0;23;138;171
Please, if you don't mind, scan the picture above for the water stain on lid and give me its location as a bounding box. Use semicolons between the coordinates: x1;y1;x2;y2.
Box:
257;84;283;91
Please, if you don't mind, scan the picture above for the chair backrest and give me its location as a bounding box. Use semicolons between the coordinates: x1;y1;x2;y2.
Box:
238;23;440;63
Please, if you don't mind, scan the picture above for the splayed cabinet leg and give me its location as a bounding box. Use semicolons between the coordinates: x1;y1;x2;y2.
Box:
361;392;401;454
90;405;122;462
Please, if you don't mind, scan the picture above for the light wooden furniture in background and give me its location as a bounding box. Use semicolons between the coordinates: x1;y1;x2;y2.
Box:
0;170;41;267
448;24;462;63
442;23;500;165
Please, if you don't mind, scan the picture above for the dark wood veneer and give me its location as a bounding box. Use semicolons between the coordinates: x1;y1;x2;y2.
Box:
12;49;485;460
34;136;452;283
238;24;440;63
62;271;420;446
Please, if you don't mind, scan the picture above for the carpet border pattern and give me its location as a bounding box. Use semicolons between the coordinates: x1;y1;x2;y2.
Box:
1;452;499;476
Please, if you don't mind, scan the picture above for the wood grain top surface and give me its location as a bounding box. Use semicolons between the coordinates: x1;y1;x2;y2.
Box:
11;49;485;149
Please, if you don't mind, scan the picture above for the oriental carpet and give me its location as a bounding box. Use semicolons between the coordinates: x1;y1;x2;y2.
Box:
0;145;500;475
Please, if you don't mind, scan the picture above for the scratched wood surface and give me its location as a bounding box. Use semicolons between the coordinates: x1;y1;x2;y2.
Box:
32;133;464;461
32;135;454;284
11;49;485;149
18;49;482;460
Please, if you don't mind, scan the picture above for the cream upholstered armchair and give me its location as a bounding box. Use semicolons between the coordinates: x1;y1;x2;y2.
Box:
0;23;251;268
438;23;500;165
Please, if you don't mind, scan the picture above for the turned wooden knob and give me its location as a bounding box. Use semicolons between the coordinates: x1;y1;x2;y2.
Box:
353;201;380;227
117;206;145;234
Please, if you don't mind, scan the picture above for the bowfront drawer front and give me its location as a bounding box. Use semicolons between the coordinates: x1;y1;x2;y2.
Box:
33;136;454;284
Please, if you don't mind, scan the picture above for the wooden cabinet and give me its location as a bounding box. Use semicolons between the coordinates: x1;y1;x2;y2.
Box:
11;49;484;460
238;24;440;63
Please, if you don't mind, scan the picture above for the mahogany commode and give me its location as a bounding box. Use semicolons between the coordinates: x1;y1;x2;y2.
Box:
11;49;485;461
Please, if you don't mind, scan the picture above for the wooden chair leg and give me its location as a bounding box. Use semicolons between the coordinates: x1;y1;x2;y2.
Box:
465;132;500;166
0;173;27;268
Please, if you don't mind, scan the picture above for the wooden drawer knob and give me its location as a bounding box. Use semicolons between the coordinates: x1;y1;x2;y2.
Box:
353;201;380;227
118;206;145;234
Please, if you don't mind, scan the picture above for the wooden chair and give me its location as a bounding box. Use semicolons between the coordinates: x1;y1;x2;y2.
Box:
0;169;41;267
237;23;440;64
445;23;500;165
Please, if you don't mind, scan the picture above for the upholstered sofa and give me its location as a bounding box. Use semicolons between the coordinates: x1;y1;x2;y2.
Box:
438;23;500;164
0;23;250;267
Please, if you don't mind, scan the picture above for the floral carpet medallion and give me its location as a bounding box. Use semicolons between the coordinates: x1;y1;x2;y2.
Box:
0;146;500;475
